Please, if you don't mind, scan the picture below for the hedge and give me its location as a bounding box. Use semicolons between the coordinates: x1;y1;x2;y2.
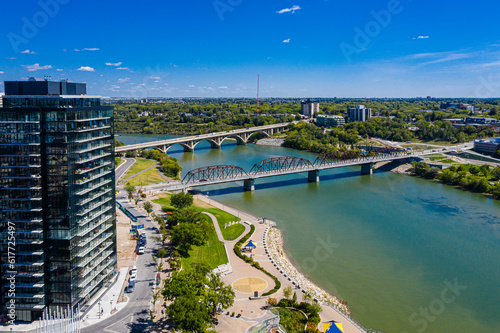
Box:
233;225;281;296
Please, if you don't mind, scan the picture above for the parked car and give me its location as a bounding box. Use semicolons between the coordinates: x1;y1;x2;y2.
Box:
138;246;145;255
130;266;137;275
129;275;136;283
126;280;135;293
129;270;137;280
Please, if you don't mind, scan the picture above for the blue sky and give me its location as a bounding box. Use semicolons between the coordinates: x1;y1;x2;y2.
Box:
1;0;500;98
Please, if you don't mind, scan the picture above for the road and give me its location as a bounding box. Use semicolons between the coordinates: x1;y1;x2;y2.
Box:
80;188;160;333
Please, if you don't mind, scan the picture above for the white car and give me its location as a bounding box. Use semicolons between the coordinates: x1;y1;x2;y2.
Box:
138;247;145;255
130;266;137;275
129;275;136;283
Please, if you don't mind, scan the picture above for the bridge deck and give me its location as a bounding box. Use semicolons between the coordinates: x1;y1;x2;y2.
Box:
161;153;417;191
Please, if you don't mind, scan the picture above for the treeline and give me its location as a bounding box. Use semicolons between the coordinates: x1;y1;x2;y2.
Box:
410;162;500;199
345;118;496;143
283;122;360;153
114;101;296;135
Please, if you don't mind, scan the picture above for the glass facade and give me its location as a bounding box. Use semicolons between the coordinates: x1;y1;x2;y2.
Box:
0;91;116;322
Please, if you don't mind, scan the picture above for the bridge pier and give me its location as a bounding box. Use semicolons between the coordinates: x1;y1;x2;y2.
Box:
308;170;319;182
243;179;255;191
361;163;373;175
210;142;221;149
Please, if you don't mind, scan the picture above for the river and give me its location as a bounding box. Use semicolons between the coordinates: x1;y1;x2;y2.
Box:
119;134;500;333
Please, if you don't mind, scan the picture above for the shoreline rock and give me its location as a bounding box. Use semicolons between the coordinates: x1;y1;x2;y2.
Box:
255;138;285;147
266;227;350;314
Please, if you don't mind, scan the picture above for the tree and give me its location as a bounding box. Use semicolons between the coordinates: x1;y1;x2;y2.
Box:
283;286;293;300
480;165;490;178
162;261;234;332
170;221;209;254
424;166;441;179
492;167;500;180
166;207;202;227
157;248;167;265
411;161;429;177
469;165;480;175
124;182;136;200
143;201;153;216
170;192;194;210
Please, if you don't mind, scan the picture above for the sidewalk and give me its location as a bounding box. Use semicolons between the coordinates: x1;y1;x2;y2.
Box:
80;267;130;328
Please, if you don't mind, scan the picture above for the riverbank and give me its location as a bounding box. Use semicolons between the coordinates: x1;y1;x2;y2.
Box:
255;138;285;147
266;227;350;313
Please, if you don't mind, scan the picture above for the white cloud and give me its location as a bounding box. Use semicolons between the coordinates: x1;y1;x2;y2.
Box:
7;57;16;60
20;49;37;54
75;48;100;52
188;84;196;87
413;36;430;40
21;63;52;71
0;71;4;74
282;39;290;43
277;5;301;14
118;78;130;83
56;69;63;71
62;49;67;52
116;67;130;70
149;76;161;80
218;86;228;89
106;62;123;66
76;66;95;72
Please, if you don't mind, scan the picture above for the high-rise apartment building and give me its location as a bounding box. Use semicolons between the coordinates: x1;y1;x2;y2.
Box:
0;78;117;322
301;99;320;117
347;105;371;122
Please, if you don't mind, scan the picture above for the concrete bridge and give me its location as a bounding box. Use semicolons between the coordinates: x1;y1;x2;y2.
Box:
158;149;421;192
115;123;289;153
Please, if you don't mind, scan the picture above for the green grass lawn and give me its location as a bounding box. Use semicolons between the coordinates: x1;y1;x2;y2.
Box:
115;158;124;168
124;167;166;187
153;193;244;241
180;222;228;271
124;158;157;179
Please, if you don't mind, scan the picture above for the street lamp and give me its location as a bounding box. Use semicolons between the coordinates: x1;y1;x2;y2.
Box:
110;299;113;314
98;300;102;319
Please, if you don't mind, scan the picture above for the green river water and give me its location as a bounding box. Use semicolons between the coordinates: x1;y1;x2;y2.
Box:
119;134;500;333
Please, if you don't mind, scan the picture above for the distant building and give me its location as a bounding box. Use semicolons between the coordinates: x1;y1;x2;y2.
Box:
347;105;371;122
0;93;3;107
474;138;500;154
444;117;500;131
301;99;319;117
316;114;345;127
440;101;458;109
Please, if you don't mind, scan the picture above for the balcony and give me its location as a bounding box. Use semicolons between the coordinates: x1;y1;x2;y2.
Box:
72;116;111;123
77;262;115;298
5;293;45;299
76;196;113;216
77;187;112;206
74;161;112;175
3;282;44;288
75;179;111;196
75;232;113;258
74;151;112;165
75;211;113;232
76;221;113;246
74;169;112;186
74;134;111;144
77;248;114;279
77;257;115;289
1;174;41;180
74;125;111;133
77;245;114;268
74;143;111;155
